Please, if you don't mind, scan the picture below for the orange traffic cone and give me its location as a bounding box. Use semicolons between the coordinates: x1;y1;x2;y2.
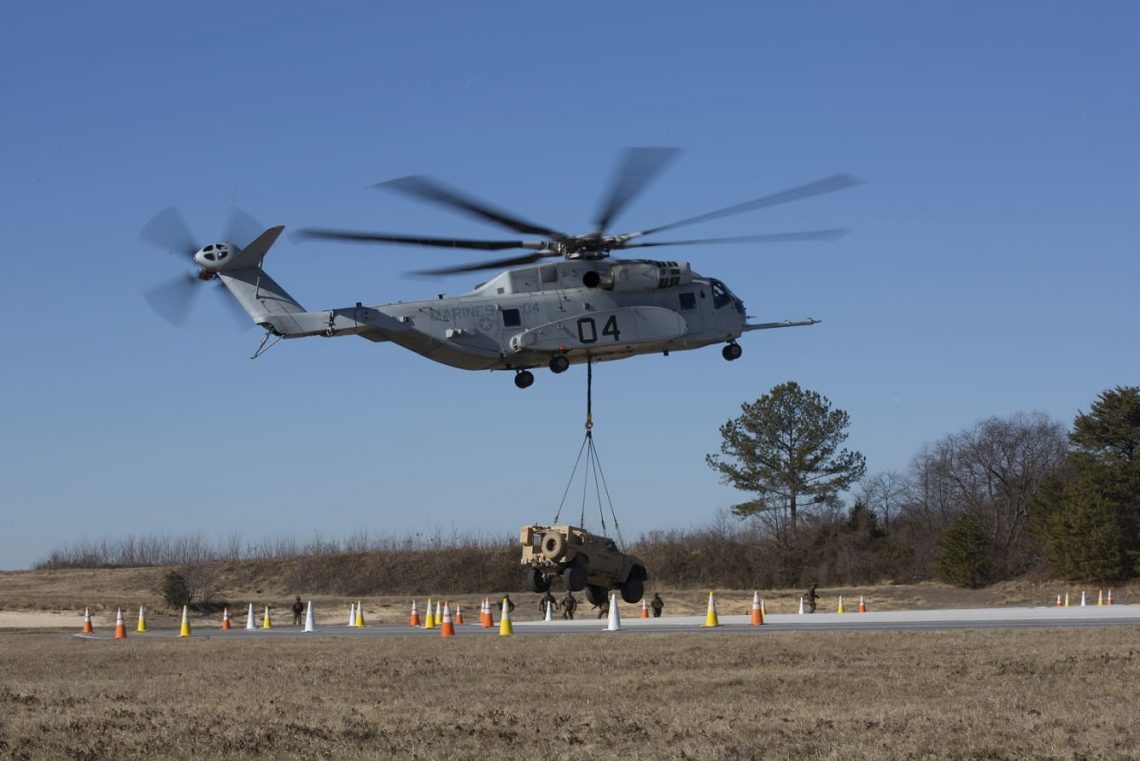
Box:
81;607;94;634
114;608;127;639
1056;594;1063;608
409;600;421;627
455;605;465;625
481;597;493;628
222;608;232;630
858;596;867;613
641;599;650;619
750;591;764;625
441;602;455;637
1107;589;1114;606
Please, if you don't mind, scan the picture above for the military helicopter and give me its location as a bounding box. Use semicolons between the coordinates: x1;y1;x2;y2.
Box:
141;149;857;388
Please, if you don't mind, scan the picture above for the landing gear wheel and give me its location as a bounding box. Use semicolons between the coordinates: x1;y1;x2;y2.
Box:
549;354;570;374
563;565;587;592
526;567;550;593
514;370;535;388
722;343;742;361
585;585;607;607
620;571;644;604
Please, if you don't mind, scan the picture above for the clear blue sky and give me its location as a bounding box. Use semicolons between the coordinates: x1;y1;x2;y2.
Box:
2;3;1137;569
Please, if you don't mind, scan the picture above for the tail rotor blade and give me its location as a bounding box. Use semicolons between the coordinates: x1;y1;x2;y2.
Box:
142;273;201;326
224;207;264;249
140;207;199;259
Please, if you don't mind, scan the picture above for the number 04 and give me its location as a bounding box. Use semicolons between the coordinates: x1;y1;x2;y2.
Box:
576;316;622;344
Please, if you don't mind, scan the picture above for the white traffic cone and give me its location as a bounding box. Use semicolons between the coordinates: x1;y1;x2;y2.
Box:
545;600;553;622
303;601;315;632
605;592;623;632
1080;590;1087;607
798;596;805;615
245;603;256;630
348;602;356;627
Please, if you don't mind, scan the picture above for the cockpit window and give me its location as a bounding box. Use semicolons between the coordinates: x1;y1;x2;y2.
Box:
710;279;732;309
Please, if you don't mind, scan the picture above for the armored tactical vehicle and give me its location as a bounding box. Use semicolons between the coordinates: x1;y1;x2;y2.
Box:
520;524;648;605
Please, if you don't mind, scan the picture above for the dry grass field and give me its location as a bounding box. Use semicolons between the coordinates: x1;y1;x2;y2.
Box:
1;627;1138;760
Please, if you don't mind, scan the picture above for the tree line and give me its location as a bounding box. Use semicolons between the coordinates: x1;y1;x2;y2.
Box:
707;382;1140;587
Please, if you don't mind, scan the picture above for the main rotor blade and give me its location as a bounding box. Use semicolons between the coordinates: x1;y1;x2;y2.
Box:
140;207;199;259
621;229;850;248
142;273;200;326
224;207;264;249
593;147;679;233
412;250;562;276
632;174;861;239
295;228;548;251
378;175;566;239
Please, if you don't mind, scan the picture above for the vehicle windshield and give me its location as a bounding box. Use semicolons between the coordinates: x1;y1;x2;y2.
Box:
710;279;733;309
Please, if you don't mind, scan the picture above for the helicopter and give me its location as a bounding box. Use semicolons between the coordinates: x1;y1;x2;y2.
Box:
141;149;857;388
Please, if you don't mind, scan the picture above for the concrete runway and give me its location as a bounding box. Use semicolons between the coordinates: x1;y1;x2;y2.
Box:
73;604;1140;640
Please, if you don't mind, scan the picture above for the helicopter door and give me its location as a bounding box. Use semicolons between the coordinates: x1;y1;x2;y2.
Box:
677;290;702;333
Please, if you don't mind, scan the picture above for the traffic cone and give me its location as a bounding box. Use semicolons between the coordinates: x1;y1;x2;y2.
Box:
246;603;256;630
545;600;554;622
81;607;94;634
262;605;272;629
482;598;493;628
858;596;867;613
303;601;315;633
354;601;365;628
1097;590;1104;607
114;608;127;639
751;591;764;626
221;608;232;630
179;605;192;637
409;600;420;627
348;602;356;627
702;591;720;627
1056;594;1062;608
455;605;464;625
798;596;805;615
441;602;455;637
837;596;845;614
424;597;435;629
761;597;767;616
1080;591;1087;607
606;592;623;631
1108;589;1114;606
435;601;443;627
1064;592;1070;608
498;597;513;636
641;599;650;619
136;606;148;633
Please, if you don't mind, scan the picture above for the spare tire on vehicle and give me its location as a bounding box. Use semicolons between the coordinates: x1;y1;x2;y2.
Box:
541;532;566;560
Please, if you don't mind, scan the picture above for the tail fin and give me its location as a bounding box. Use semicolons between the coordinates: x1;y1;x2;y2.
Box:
215;226;308;334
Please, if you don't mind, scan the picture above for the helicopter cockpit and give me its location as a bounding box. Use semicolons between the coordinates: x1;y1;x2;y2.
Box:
709;278;745;314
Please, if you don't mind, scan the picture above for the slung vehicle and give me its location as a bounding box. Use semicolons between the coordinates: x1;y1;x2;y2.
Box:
141;149;857;387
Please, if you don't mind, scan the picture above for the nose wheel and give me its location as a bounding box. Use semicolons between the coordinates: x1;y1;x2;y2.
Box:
722;342;742;361
514;369;535;388
549;354;570;374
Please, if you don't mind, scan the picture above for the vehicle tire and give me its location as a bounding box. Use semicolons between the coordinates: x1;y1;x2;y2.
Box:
585;585;607;607
526;567;550;593
541;532;566;560
549;354;570;374
563;564;587;592
722;343;742;361
620;569;644;604
514;370;535;388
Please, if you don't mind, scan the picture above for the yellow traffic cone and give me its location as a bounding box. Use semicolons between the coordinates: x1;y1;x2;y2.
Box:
354;601;365;628
424;597;435;629
1064;592;1070;607
136;606;148;633
761;597;767;616
837;596;845;614
1097;590;1104;606
434;601;443;627
499;597;513;636
179;605;192;637
262;605;273;629
702;591;720;627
